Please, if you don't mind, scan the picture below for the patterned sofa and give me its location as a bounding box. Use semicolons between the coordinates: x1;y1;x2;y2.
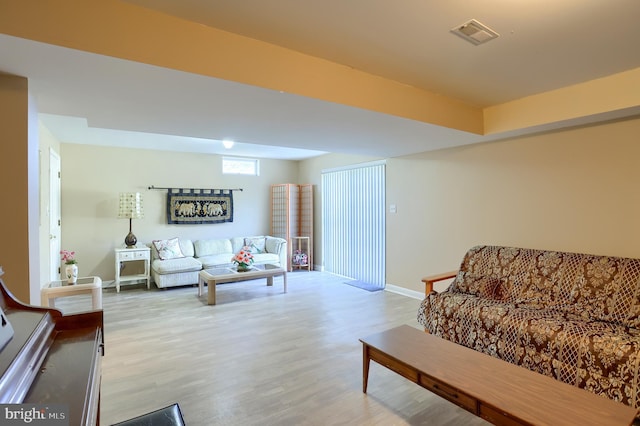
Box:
417;245;640;411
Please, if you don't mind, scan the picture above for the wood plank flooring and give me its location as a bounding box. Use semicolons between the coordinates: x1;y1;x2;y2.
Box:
55;271;487;425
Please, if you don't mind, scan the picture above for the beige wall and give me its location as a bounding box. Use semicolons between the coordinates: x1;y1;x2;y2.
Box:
298;153;383;269
45;115;640;296
385;116;640;293
281;117;640;294
58;144;298;282
0;74;40;303
27;87;40;303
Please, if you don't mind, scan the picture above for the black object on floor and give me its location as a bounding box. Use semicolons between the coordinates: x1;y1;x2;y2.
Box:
344;280;383;292
111;403;186;426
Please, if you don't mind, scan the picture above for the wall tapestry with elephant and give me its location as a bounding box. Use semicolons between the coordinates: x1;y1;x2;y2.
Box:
166;189;234;224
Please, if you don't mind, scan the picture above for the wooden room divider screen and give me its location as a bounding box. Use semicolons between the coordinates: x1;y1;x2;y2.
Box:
270;184;313;271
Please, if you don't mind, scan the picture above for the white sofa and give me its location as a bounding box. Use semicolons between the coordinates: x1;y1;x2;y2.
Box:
150;236;287;289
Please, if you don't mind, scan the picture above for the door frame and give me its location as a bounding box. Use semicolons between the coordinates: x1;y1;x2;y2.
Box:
49;148;61;281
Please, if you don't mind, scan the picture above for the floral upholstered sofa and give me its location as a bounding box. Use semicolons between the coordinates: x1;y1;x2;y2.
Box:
150;236;287;289
417;245;640;411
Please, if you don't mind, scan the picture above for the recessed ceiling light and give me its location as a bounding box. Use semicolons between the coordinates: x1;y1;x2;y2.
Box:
451;19;499;45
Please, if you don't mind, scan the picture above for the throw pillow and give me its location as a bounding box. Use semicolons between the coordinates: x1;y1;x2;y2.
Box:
452;273;504;300
244;237;266;254
153;238;185;260
265;238;283;255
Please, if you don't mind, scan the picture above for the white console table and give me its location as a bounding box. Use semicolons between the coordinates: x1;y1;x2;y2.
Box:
114;246;150;292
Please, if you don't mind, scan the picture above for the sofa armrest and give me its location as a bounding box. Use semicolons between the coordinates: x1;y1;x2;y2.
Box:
422;270;457;295
265;236;287;267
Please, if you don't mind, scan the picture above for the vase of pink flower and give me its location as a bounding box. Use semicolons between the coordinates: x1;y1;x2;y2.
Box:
231;246;254;272
60;249;78;284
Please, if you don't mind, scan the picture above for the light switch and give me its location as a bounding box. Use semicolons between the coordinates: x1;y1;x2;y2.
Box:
389;204;397;213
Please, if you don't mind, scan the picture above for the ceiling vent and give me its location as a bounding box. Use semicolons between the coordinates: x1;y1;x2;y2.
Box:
451;19;499;45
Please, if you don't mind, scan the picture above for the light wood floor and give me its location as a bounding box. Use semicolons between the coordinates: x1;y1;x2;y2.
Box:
56;271;488;425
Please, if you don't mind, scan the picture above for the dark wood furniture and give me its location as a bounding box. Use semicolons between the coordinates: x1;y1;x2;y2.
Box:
113;403;185;425
0;279;103;425
421;270;457;294
360;325;637;426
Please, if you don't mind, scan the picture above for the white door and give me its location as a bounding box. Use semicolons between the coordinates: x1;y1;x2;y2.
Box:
49;149;61;281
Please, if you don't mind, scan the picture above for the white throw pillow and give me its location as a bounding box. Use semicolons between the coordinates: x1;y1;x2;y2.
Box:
153;238;185;260
244;237;266;254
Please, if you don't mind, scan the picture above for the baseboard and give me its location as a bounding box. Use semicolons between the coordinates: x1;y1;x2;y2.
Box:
384;284;423;300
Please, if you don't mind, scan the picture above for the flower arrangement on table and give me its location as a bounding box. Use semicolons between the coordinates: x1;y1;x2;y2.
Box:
231;246;254;271
60;249;77;265
292;249;308;266
60;249;79;284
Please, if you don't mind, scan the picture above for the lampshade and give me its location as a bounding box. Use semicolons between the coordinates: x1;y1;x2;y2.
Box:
118;192;143;248
118;193;144;219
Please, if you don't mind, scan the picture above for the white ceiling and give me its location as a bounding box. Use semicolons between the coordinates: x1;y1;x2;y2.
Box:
2;1;640;159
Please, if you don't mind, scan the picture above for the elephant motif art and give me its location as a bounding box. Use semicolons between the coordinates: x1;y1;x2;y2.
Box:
167;189;234;224
176;202;195;217
205;202;223;216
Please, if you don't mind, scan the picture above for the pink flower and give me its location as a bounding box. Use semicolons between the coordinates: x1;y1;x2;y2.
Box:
60;249;77;264
231;246;254;267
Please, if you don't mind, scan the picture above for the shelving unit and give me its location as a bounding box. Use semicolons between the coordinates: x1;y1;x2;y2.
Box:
291;236;311;271
271;184;313;271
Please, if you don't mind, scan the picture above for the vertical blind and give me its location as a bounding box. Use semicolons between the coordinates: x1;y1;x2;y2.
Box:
321;161;386;288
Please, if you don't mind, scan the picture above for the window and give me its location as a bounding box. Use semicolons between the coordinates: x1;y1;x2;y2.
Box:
222;157;259;176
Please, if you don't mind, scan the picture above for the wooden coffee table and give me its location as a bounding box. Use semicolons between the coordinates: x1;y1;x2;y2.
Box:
198;264;286;305
360;325;637;426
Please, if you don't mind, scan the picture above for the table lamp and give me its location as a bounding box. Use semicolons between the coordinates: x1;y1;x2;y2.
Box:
118;192;144;248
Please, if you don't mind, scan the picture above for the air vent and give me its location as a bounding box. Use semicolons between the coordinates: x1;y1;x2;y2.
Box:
451;19;499;45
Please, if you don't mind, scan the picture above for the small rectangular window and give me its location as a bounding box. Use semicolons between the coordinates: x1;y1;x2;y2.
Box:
222;157;259;176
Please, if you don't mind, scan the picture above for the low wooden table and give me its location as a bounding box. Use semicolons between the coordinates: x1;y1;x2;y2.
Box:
360;325;637;426
198;264;287;305
41;276;103;310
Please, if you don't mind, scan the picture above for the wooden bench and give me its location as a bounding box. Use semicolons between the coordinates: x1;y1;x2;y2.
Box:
360;325;637;426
